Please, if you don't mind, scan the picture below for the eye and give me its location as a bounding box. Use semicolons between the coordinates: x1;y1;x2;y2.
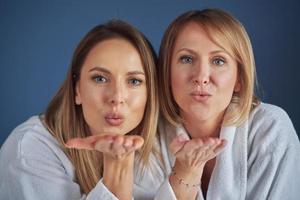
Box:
212;57;226;66
92;75;108;83
179;55;193;64
128;78;143;86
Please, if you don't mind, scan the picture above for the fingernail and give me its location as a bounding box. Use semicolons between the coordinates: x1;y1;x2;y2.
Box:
177;134;188;142
178;133;189;142
124;142;130;147
65;143;72;148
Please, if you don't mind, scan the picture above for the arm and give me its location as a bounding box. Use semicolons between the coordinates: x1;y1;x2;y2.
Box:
102;150;134;200
246;104;300;199
247;146;300;199
154;135;226;200
0;144;119;200
67;134;143;200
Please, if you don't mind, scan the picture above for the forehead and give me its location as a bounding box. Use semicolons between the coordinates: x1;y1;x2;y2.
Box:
82;38;144;73
173;22;234;56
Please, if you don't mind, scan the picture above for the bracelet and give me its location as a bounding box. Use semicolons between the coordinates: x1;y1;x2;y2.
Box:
171;170;201;189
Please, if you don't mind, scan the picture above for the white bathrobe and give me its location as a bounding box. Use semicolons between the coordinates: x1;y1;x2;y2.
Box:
155;103;300;199
0;103;299;199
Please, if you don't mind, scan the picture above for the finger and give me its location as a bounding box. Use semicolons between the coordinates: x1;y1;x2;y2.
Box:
190;138;218;163
123;136;133;151
94;135;115;152
201;137;218;148
112;135;143;159
213;139;227;154
65;135;103;150
169;135;188;155
207;138;222;152
66;135;114;150
111;135;126;155
181;139;204;156
132;136;144;150
117;136;143;158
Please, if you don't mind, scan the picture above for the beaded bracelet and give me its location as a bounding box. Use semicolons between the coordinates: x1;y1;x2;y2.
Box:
171;170;201;189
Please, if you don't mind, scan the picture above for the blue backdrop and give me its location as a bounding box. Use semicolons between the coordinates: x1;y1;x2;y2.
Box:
1;0;300;145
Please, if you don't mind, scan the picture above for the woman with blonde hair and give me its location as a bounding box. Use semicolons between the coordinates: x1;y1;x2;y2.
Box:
156;9;300;199
0;20;161;199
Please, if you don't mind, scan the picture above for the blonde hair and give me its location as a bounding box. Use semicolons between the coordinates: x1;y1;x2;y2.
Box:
44;20;158;193
158;9;259;127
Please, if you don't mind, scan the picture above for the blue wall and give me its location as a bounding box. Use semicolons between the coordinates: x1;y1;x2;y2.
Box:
1;0;300;145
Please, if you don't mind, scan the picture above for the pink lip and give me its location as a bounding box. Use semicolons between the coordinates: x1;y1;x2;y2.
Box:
190;91;212;102
105;113;124;126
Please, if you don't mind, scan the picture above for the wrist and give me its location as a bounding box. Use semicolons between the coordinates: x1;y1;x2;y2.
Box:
169;166;201;200
103;152;134;181
102;152;134;200
172;160;204;181
170;169;201;188
103;151;135;165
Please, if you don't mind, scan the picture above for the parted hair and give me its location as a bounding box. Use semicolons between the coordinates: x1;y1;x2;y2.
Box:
158;8;259;126
44;19;159;193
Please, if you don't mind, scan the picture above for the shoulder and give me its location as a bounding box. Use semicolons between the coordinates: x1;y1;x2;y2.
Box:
250;103;292;123
0;115;72;174
249;103;296;138
246;103;299;158
1;116;58;158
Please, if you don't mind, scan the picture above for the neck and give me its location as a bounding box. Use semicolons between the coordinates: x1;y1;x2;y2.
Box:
181;112;224;139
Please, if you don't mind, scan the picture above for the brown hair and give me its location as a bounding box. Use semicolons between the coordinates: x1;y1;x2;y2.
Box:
158;8;259;126
44;20;158;193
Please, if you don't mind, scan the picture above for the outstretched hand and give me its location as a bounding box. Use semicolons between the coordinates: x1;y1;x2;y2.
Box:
66;134;144;160
169;134;227;172
168;135;227;200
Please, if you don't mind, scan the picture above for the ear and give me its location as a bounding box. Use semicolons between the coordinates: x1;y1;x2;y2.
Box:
75;82;82;105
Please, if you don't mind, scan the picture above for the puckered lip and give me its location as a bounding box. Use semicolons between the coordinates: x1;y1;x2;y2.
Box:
104;113;125;126
190;91;212;102
190;91;212;96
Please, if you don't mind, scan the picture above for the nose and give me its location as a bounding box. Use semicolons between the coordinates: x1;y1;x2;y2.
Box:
192;63;210;86
108;83;126;105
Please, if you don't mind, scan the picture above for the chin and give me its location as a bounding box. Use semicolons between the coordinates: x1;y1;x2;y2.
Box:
104;127;127;135
90;127;121;135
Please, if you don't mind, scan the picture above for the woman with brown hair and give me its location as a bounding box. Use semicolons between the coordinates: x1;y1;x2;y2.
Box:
156;9;300;199
0;20;161;199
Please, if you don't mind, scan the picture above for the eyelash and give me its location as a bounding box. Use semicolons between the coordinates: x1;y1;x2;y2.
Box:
128;78;143;86
212;57;226;66
92;75;108;83
179;54;227;68
92;75;143;87
179;55;193;64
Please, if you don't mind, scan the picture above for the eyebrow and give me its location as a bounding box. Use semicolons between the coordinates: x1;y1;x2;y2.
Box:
89;66;111;74
175;48;197;55
88;66;145;76
127;71;145;76
176;48;229;56
210;50;228;55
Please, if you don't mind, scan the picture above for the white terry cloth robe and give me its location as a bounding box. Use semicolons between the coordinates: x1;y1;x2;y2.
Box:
1;103;299;199
0;115;166;200
155;103;300;200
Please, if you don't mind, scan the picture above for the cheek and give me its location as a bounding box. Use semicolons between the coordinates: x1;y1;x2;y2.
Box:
171;67;185;95
171;69;191;108
216;71;238;99
79;82;107;114
127;89;147;128
131;89;147;111
81;87;101;105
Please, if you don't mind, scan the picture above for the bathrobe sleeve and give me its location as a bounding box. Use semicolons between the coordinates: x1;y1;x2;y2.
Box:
0;117;120;200
246;104;300;200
